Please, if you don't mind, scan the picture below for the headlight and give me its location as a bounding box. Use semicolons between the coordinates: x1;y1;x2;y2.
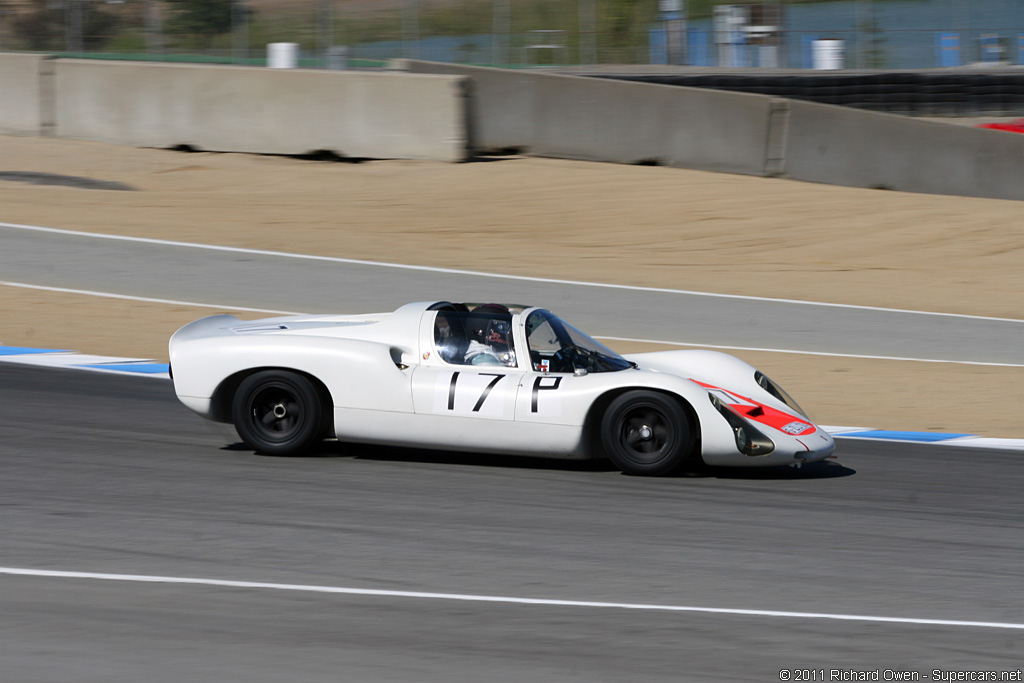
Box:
709;394;776;456
735;426;749;453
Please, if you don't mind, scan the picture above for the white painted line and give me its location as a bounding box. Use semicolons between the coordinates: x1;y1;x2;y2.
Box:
3;281;1016;368
941;437;1024;450
820;425;872;435
0;352;149;366
72;366;170;380
604;336;1024;368
2;567;1021;630
4;221;1022;324
0;280;302;315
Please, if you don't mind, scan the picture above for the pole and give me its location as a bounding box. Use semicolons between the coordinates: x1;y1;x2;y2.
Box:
492;0;510;66
578;0;597;66
660;0;685;65
66;0;84;53
402;0;419;60
776;0;784;67
317;0;334;65
145;0;164;57
233;0;249;64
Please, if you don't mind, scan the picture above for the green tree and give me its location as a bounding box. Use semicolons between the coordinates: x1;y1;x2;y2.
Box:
11;0;120;52
599;0;657;50
167;0;245;43
10;0;61;50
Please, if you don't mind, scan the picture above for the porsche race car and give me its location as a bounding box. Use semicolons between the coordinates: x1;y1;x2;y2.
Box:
169;301;835;475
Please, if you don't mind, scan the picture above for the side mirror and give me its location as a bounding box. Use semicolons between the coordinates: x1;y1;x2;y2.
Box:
573;368;588;377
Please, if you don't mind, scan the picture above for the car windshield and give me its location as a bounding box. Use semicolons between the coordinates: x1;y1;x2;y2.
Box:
525;309;632;374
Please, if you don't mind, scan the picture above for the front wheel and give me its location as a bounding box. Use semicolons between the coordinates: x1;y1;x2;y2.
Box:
600;391;695;476
232;370;325;456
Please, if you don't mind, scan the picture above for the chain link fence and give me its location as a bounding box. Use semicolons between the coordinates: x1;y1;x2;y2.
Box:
0;0;1021;69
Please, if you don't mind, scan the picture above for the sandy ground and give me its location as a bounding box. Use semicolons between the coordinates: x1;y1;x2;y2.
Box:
1;134;1022;437
1;136;1022;318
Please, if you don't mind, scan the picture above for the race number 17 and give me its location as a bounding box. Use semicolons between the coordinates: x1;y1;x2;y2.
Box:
447;372;505;412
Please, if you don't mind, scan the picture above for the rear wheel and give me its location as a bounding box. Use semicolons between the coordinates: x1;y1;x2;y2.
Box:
232;370;324;456
600;391;694;476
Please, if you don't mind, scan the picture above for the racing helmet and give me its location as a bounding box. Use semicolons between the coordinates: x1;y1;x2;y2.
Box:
470;304;514;364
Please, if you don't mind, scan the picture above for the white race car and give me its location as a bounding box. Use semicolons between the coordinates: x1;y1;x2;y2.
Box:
169;301;835;475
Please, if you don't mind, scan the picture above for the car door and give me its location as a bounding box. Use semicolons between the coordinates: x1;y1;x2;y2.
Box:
410;307;525;424
512;307;588;427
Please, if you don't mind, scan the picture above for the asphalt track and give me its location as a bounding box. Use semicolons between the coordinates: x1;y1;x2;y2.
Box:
3;221;1023;680
3;223;1024;364
2;364;1023;682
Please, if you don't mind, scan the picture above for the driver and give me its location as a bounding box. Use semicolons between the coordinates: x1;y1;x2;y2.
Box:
464;304;516;367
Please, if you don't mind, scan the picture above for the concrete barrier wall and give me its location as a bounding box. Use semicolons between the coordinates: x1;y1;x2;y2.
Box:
0;53;50;135
530;74;773;174
7;55;1024;200
391;61;541;154
52;60;469;161
783;101;1024;202
396;59;1024;201
392;60;774;175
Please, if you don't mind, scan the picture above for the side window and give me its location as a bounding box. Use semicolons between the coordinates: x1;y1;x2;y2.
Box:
526;315;560;353
525;310;564;372
434;311;468;364
433;309;516;367
525;309;632;374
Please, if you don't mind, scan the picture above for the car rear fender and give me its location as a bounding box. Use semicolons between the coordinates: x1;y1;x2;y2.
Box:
209;367;334;435
172;335;415;417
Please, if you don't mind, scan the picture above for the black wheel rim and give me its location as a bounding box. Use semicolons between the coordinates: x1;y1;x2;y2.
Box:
617;405;674;465
248;384;303;442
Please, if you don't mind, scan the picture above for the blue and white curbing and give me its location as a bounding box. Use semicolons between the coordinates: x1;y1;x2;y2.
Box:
0;344;169;379
3;344;1023;450
819;426;1024;450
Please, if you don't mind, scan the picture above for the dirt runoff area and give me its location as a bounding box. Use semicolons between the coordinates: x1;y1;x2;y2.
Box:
1;134;1022;438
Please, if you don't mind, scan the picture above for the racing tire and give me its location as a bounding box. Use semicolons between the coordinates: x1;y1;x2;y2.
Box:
600;391;694;476
232;370;324;456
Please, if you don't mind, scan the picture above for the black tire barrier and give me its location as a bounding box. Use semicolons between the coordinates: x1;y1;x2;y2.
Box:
589;71;1024;117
